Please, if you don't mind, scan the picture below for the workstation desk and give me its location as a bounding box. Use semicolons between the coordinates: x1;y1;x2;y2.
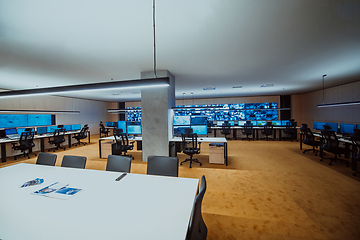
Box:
300;131;357;171
0;163;198;240
99;136;228;165
0;130;90;163
210;126;298;141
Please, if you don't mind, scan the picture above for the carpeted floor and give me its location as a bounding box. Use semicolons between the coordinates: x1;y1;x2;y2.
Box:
1;135;360;240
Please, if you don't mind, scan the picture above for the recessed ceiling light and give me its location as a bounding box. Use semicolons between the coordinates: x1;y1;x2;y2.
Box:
203;87;215;90
112;93;120;95
232;86;242;88
261;84;275;87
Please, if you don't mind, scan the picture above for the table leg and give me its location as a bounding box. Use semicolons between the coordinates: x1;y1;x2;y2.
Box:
99;139;102;158
351;142;357;171
1;143;6;163
224;142;228;166
40;138;45;152
68;135;72;148
300;133;303;150
214;129;217;137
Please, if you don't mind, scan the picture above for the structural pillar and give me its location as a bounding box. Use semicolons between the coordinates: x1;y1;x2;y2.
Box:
141;70;175;162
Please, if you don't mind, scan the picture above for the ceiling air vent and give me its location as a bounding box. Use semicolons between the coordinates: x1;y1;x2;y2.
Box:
261;84;275;87
232;86;242;88
203;87;216;90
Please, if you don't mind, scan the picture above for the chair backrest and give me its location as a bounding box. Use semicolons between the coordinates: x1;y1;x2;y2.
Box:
186;175;207;240
147;156;179;177
221;124;231;135
99;122;106;130
36;152;57;166
19;132;28;146
322;130;339;149
243;125;253;135
54;129;65;142
181;133;198;151
61;155;87;169
106;155;131;173
25;131;35;147
80;124;89;137
263;124;273;135
114;132;130;149
350;136;360;159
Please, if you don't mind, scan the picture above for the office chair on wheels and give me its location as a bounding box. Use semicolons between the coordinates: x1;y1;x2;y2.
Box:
302;127;320;156
350;130;360;176
72;124;89;146
242;121;253;141
11;131;36;160
99;121;110;138
48;129;66;151
113;129;135;160
221;121;231;139
262;122;274;141
284;120;297;142
320;130;348;166
181;132;201;168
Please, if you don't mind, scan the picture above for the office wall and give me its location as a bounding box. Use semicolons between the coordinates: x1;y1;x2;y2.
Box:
0;95;116;134
292;80;360;128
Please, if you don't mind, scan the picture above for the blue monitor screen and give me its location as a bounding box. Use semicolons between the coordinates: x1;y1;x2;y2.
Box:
272;120;282;126
127;125;141;135
237;121;246;126
72;124;81;131
17;128;27;135
47;126;58;133
63;125;72;131
0;114;28;128
27;115;52;126
325;122;338;132
190;116;208;125
191;125;207;135
106;122;115;127
173;127;191;136
340;123;356;134
228;121;235;126
257;121;267;126
117;121;127;133
216;121;225;126
250;121;257;126
5;128;17;135
173;116;190;125
314;122;326;130
282;120;291;126
37;127;48;135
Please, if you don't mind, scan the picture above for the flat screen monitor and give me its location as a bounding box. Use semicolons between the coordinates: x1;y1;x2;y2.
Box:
5;128;17;135
340;123;356;134
72;124;81;131
173;116;191;126
117;121;127;133
216;121;225;126
17;128;27;135
191;125;207;135
250;121;257;126
173;127;191;136
127;125;141;135
0;115;28;128
37;126;48;135
105;122;115;127
257;121;267;126
325;122;338;132
314;122;326;130
237;121;246;126
228;121;235;126
28;114;52;126
190;116;208;125
47;126;58;133
63;125;72;131
282;120;290;126
0;129;6;138
271;120;282;126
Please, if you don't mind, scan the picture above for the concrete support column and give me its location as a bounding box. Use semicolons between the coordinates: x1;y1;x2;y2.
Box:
141;70;175;162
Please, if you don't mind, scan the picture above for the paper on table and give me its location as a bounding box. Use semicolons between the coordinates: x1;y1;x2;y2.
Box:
20;178;44;188
32;182;83;200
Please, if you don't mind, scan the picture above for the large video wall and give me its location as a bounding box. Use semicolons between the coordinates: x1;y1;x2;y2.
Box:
126;102;278;122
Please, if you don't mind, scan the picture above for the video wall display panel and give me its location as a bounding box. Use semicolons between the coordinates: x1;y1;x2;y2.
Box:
0;114;53;128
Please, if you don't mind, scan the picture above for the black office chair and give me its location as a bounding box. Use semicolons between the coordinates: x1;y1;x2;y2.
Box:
262;122;274;141
320;130;349;166
99;121;110;138
113;132;135;159
242;121;253;141
61;155;87;169
206;121;212;137
48;129;66;151
147;155;179;177
302;127;320;156
36;152;57;166
186;175;207;240
350;130;360;176
221;121;231;139
72;124;89;146
106;155;131;173
284;120;297;142
181;133;201;168
11;131;36;160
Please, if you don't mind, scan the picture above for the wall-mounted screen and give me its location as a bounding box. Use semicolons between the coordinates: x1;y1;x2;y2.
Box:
72;124;81;131
28;115;52;126
37;127;48;135
127;125;141;135
173;116;190;126
0;115;28;128
5;128;17;135
340;123;357;134
190;116;207;125
191;125;207;135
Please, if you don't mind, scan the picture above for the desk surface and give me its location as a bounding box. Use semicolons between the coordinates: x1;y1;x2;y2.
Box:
0;163;199;240
0;130;81;143
99;136;227;143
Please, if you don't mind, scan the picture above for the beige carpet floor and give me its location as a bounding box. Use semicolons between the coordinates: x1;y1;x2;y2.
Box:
1;135;360;240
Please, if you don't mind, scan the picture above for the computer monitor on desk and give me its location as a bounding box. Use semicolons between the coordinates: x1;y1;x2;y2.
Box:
216;121;225;126
238;121;246;126
37;126;47;135
271;120;282;126
72;124;81;131
257;121;267;126
191;125;207;135
340;123;357;135
63;125;72;131
5;128;17;136
127;125;141;135
173;116;190;126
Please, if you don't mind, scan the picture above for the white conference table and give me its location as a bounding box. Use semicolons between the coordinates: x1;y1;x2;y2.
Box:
0;163;199;240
